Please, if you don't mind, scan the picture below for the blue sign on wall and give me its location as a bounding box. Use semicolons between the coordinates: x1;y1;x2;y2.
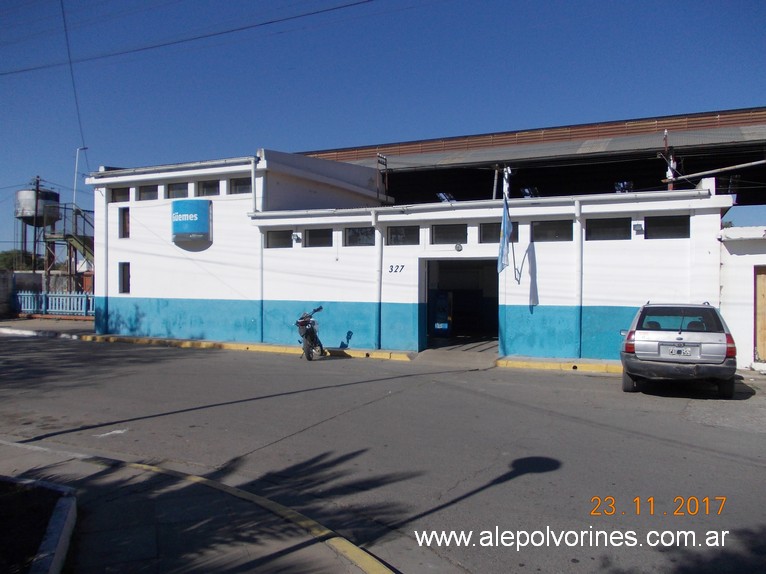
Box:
172;200;212;243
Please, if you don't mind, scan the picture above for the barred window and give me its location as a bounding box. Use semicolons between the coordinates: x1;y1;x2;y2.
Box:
266;230;292;248
432;224;467;244
645;215;690;239
585;218;631;241
344;227;375;246
387;226;419;246
305;228;333;247
138;185;157;201
531;220;573;242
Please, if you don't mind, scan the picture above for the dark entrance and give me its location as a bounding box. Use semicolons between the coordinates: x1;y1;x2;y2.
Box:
426;259;498;347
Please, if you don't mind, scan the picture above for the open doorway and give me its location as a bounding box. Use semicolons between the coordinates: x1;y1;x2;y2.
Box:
426;259;498;348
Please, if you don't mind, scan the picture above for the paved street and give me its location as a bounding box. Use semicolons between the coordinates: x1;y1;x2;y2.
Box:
1;333;765;573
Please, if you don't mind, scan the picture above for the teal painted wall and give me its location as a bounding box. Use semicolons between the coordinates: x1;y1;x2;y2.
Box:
264;300;377;349
499;304;639;359
96;297;425;351
381;302;426;351
581;305;639;359
499;305;581;358
96;297;262;342
96;296;636;359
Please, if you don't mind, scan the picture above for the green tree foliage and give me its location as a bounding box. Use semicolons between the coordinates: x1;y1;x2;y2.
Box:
0;250;34;271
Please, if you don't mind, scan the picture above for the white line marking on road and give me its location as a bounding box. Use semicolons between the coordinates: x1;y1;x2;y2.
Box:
94;429;128;438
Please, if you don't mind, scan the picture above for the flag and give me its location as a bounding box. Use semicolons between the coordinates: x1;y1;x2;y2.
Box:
498;167;512;273
497;193;510;273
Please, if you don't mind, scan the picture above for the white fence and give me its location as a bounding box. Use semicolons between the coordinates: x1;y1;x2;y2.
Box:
15;291;95;316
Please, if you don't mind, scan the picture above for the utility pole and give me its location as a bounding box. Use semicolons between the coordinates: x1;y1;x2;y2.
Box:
32;176;40;273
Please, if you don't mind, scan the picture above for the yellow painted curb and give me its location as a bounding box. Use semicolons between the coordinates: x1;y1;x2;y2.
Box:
119;461;394;574
496;359;623;373
81;334;413;361
80;333;622;372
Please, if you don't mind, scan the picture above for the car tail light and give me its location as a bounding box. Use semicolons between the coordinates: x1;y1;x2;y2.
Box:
624;330;635;354
725;333;737;359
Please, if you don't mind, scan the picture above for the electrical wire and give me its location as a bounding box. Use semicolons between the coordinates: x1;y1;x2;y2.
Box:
59;0;88;157
1;0;374;77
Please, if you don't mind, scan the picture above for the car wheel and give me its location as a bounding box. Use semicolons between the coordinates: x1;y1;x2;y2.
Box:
622;372;640;393
717;378;735;399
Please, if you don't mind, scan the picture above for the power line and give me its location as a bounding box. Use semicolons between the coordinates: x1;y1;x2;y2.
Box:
0;0;374;77
59;0;88;154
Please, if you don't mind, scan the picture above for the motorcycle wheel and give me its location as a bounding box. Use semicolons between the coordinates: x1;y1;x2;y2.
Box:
303;338;314;361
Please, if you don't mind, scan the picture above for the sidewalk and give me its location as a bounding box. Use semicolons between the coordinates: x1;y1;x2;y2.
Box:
0;439;383;573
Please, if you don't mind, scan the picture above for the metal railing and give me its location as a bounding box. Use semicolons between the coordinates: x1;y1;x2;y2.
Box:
44;203;95;263
15;290;95;316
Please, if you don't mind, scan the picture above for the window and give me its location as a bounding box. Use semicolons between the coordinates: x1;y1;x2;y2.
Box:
138;185;158;201
118;262;130;294
198;180;220;196
638;306;724;333
118;208;130;238
344;226;375;246
531;220;573;242
266;230;293;248
480;221;518;243
167;183;188;199
229;177;251;194
110;187;129;203
585;217;631;241
305;228;333;247
645;215;690;239
387;225;419;246
432;224;467;244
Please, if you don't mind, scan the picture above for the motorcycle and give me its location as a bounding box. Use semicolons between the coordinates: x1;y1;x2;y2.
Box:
296;306;325;360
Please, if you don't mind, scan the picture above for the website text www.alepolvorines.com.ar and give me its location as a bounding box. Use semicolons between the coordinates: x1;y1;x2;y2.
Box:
414;526;730;551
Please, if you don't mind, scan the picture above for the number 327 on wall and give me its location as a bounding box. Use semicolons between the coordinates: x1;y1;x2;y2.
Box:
389;265;405;273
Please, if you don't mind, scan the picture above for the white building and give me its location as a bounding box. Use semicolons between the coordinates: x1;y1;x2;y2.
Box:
87;108;766;368
719;226;766;370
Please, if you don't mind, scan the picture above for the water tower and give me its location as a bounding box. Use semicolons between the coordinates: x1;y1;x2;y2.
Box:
14;181;61;271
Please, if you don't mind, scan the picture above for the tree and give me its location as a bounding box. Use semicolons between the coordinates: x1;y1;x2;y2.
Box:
0;250;34;271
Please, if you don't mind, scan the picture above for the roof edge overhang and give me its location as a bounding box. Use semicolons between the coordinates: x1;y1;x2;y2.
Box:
87;156;259;181
249;187;728;226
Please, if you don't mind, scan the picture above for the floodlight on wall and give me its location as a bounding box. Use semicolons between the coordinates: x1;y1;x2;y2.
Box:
522;187;539;198
633;223;644;234
615;181;634;193
292;233;302;243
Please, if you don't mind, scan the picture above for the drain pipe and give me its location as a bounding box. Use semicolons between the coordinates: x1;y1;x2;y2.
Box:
253;155;265;342
372;209;383;349
574;199;583;358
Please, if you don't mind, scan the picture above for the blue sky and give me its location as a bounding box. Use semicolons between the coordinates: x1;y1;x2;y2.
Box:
2;0;765;251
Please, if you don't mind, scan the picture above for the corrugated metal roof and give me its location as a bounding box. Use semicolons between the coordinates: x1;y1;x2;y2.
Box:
304;107;766;172
340;125;766;172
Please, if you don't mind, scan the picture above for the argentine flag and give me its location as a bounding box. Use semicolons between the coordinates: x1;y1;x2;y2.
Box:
497;193;510;273
497;166;512;273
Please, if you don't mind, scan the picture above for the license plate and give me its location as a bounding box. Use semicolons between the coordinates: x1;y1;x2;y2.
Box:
669;347;692;356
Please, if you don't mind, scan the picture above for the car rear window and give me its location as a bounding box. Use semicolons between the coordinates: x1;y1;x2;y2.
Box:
637;307;724;333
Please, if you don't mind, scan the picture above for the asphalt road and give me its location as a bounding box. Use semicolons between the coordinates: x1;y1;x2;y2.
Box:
1;334;765;573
